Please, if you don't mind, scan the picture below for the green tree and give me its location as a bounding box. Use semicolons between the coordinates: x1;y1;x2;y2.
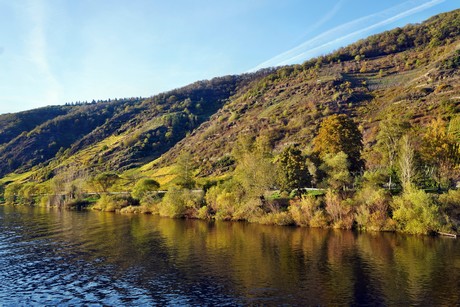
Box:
313;114;364;173
234;149;275;199
232;134;257;160
17;182;40;205
4;183;21;204
94;172;120;193
320;152;353;190
276;146;311;192
132;178;160;200
175;151;196;189
233;135;276;200
51;164;88;202
0;183;4;202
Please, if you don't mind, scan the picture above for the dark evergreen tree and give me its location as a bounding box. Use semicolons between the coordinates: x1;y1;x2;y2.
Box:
277;146;311;192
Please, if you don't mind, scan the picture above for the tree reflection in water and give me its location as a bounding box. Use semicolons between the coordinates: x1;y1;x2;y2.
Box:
0;206;458;305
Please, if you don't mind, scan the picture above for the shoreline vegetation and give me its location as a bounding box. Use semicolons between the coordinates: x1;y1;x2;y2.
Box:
1;186;459;238
1;114;459;237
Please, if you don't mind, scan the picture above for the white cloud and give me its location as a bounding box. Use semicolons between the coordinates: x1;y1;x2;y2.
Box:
250;0;446;71
25;0;61;104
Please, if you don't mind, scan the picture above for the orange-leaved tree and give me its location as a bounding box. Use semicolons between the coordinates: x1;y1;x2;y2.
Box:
313;114;364;173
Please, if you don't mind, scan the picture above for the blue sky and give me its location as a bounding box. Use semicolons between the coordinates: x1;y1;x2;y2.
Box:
0;0;458;114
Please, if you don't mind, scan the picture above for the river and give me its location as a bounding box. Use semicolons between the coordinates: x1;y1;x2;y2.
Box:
0;205;459;305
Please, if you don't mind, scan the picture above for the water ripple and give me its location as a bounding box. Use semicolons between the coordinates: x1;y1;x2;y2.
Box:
0;206;459;306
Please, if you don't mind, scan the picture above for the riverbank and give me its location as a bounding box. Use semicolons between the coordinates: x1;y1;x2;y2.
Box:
2;180;459;237
8;184;454;237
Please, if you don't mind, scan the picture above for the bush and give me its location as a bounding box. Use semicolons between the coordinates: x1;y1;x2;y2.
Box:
119;195;160;214
354;186;393;231
289;195;327;227
131;178;160;200
92;194;135;212
392;187;442;235
309;210;329;228
437;189;460;231
40;194;64;207
257;211;294;226
93;194;116;212
438;189;460;210
205;180;245;220
133;192;162;214
197;205;211;219
159;187;203;218
120;205;149;214
324;189;354;229
232;198;264;222
18;183;39;205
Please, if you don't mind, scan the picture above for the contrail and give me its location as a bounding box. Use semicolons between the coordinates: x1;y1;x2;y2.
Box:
307;0;346;33
250;0;446;71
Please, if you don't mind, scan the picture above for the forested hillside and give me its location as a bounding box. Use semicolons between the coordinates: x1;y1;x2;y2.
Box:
1;9;459;235
0;72;270;178
158;9;460;175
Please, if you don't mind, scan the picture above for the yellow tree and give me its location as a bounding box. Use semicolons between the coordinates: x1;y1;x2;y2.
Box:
313;114;364;173
420;118;460;189
448;115;460;142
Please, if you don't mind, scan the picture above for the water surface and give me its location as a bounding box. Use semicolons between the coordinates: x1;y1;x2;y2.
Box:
0;205;459;305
